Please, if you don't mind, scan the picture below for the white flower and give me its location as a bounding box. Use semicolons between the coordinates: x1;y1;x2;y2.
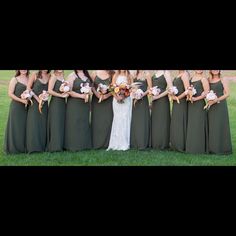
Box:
206;90;217;101
131;89;144;100
80;83;92;94
59;81;70;93
169;86;178;95
150;86;161;96
97;83;109;94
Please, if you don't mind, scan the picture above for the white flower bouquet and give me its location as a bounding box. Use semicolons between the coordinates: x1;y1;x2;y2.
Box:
186;85;197;103
21;90;35;107
168;86;180;104
204;90;218;110
38;90;50;114
80;82;93;103
97;83;109;103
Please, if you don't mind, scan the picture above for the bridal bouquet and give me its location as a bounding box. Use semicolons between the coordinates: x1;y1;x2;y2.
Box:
21;90;35;107
59;80;70;93
109;83;131;104
80;82;93;103
38;90;50;114
130;88;144;107
168;86;180;104
186;85;197;103
148;86;161;103
97;83;109;103
204;90;217;110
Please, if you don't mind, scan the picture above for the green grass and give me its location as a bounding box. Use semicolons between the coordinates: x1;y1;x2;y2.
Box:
0;70;235;166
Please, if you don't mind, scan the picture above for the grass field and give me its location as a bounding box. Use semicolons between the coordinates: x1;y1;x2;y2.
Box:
0;70;235;166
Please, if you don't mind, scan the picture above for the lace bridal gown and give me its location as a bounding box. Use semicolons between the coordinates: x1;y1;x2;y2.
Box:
107;75;132;151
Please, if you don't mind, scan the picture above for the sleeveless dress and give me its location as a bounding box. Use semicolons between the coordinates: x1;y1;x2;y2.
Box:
107;75;132;151
186;79;208;154
130;78;150;150
26;79;48;153
208;80;232;155
91;76;113;149
64;76;92;151
170;76;188;152
151;74;171;150
4;79;28;154
47;79;66;152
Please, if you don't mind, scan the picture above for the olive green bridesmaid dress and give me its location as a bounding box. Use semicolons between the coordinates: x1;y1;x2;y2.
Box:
185;79;208;154
208;80;232;155
130;78;150;150
26;79;48;153
170;76;188;152
4;79;27;154
91;76;113;149
151;75;171;150
47;80;66;152
64;76;92;151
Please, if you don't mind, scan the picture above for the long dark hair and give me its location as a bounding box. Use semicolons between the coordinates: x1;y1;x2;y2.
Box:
15;70;30;77
37;70;51;79
74;70;92;83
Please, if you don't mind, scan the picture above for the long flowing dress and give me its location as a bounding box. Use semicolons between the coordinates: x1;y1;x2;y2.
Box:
130;78;150;150
170;76;188;152
151;74;171;150
47;80;66;152
186;79;208;154
26;79;48;153
64;76;92;151
4;79;28;154
107;75;132;151
208;80;232;155
91;76;113;149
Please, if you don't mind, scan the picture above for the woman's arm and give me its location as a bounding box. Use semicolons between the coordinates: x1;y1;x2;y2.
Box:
8;78;28;105
48;75;67;98
209;77;230;106
27;72;40;103
192;77;210;102
173;71;190;101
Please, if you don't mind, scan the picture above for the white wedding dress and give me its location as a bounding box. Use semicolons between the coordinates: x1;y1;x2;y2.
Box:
107;75;132;151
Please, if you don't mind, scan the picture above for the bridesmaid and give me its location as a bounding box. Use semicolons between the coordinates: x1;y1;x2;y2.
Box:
26;70;51;153
90;70;114;149
170;70;190;152
130;70;151;150
207;70;232;155
47;70;68;152
150;70;173;150
64;70;92;151
186;70;209;154
4;70;30;154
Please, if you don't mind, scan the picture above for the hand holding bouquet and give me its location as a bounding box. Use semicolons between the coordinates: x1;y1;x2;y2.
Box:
168;86;180;104
109;83;131;104
186;85;197;103
148;86;161;103
38;90;50;114
97;83;109;103
204;90;218;110
130;88;144;107
59;80;70;93
80;82;93;103
21;90;35;107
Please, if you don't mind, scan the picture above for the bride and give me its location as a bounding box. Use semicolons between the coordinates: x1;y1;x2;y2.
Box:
107;70;133;151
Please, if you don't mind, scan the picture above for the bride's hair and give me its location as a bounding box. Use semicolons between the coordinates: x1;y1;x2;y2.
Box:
113;70;131;84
